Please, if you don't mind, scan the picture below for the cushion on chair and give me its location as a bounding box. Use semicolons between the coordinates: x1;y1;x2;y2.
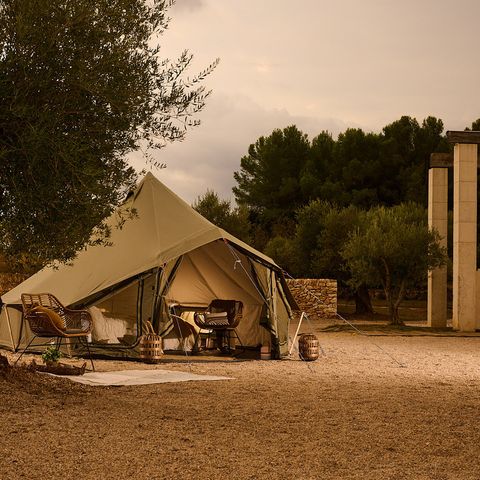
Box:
64;329;86;335
204;312;229;326
31;306;66;331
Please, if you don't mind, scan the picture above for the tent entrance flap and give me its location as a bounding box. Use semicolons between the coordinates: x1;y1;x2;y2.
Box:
157;257;183;337
89;272;157;347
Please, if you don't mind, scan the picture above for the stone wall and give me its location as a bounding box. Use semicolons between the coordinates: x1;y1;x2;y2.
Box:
286;278;337;319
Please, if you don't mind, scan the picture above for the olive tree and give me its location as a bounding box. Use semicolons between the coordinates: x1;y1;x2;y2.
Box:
342;203;447;325
0;0;217;270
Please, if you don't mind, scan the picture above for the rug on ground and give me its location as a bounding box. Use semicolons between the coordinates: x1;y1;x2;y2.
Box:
51;369;232;386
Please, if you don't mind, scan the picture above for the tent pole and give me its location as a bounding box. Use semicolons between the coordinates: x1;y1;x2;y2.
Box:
157;257;183;336
151;267;162;331
289;311;305;356
4;306;16;352
136;278;145;336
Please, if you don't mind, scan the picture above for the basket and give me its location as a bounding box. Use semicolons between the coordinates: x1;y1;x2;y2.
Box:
139;321;164;364
260;345;271;360
298;333;319;362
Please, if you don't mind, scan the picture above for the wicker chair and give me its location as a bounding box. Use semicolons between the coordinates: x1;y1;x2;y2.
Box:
193;299;243;354
15;293;94;370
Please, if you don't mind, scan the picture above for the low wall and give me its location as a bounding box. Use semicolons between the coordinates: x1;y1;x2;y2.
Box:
286;278;337;319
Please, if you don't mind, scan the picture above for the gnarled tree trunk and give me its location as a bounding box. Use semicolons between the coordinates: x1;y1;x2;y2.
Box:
381;258;405;325
388;280;406;326
354;284;374;314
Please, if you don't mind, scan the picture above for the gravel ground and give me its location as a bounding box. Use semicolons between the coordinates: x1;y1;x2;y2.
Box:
1;323;480;480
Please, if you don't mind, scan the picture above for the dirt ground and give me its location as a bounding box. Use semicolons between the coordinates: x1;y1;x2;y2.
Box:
1;318;480;480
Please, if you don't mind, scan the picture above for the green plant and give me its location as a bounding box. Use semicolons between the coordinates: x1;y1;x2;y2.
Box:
42;346;62;364
342;203;447;324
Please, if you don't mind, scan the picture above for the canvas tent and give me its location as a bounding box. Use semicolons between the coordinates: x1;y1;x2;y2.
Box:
0;173;297;358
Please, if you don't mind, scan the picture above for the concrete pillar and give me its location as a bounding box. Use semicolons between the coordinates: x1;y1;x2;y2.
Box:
452;143;477;331
427;168;448;327
476;270;480;330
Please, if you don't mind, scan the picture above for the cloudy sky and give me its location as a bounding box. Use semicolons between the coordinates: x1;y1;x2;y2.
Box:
129;0;480;203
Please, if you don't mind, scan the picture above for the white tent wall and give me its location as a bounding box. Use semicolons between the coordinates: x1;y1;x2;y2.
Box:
0;306;20;350
0;306;61;351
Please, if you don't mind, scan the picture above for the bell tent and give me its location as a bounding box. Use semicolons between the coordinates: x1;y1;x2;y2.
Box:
0;173;296;358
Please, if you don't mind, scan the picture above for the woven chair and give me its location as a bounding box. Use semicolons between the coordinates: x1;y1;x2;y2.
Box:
15;293;95;370
193;299;244;354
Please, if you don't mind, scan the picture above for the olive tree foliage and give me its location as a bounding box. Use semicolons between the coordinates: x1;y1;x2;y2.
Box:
263;235;298;275
342;203;447;325
192;190;251;243
269;200;373;314
0;0;217;270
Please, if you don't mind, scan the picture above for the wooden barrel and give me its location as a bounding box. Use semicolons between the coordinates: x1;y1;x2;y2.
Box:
260;345;271;360
298;333;319;361
140;322;163;364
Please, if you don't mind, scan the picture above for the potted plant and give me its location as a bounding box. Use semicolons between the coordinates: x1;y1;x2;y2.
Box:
41;346;62;367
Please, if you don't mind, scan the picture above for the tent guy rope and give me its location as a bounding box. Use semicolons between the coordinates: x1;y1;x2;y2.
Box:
282;270;406;368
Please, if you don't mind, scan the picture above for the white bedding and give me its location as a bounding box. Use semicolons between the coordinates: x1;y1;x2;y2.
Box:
89;306;129;343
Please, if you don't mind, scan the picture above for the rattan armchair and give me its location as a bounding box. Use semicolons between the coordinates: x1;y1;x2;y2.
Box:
15;293;94;370
193;299;243;354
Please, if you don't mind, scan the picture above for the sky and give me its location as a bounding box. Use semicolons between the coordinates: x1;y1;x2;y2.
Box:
129;0;480;203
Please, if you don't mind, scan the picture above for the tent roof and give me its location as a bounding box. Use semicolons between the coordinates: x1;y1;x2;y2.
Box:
2;173;279;306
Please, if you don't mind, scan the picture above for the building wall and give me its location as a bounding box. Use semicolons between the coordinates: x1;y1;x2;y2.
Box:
286;278;337;319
